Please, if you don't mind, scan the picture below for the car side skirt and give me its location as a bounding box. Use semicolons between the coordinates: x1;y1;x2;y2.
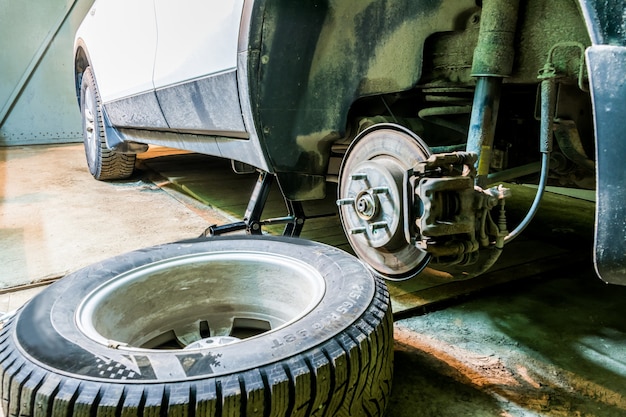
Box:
105;91;169;130
155;70;247;134
102;70;271;171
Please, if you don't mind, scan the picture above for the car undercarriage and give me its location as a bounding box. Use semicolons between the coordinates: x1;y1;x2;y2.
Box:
220;0;624;283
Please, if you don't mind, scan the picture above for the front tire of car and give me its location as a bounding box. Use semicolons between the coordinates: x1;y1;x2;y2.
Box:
80;66;136;180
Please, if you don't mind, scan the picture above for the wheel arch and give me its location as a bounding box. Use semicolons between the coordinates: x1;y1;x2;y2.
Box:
575;0;626;47
242;0;477;200
73;40;91;109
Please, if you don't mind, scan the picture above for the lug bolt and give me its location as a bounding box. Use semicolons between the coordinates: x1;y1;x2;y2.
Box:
371;186;389;194
370;221;388;231
350;173;368;181
337;198;355;206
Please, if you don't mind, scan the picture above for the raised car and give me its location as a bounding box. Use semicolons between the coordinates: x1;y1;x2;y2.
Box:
72;0;625;283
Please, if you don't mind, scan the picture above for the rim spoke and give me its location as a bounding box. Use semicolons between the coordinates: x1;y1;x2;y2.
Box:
172;321;207;347
230;317;272;339
140;330;182;349
206;315;235;338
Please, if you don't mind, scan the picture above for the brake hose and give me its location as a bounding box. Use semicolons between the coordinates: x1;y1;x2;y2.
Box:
504;152;550;243
504;63;557;244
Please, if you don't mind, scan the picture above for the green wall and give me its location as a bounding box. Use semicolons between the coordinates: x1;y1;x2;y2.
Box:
0;0;94;146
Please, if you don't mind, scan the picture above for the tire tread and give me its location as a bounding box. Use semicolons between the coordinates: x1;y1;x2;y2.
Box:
80;67;136;181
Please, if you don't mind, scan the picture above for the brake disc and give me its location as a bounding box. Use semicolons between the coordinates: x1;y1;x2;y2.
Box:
337;124;432;280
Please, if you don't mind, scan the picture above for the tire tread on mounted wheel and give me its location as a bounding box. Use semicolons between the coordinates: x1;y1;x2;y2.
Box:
80;67;136;181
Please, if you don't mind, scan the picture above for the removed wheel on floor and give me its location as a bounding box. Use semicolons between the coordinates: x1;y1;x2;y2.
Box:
0;236;393;417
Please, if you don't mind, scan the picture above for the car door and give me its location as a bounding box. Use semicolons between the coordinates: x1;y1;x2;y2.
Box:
76;0;165;129
78;0;158;104
152;0;247;137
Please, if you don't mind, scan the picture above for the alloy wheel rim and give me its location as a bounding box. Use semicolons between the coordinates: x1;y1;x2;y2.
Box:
83;86;99;167
76;251;326;351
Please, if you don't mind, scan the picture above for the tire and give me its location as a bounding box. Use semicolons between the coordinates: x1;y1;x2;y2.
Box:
0;236;393;417
80;66;135;180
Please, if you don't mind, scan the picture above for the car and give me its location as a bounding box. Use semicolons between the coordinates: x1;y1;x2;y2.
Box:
72;0;625;285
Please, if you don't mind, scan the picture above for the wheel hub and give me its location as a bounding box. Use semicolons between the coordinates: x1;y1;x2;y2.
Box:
339;159;405;249
355;190;378;220
83;88;98;165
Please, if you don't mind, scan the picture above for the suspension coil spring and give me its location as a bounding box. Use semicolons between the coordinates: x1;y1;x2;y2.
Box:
418;87;474;134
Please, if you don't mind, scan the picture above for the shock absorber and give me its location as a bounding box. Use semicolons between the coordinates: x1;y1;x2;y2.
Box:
466;0;521;188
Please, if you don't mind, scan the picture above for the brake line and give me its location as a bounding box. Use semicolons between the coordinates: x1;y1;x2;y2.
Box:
504;63;557;244
504;152;550;243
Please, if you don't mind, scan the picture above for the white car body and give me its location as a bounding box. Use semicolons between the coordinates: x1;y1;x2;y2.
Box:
74;0;158;103
74;0;269;171
75;0;244;102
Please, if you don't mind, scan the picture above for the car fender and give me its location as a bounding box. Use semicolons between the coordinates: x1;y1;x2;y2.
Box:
576;0;626;283
586;45;626;284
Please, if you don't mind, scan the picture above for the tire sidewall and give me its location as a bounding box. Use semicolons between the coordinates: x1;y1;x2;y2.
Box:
80;67;103;178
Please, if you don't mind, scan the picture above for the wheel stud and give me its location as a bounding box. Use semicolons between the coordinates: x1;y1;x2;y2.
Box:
370;221;388;231
337;198;356;206
350;173;368;181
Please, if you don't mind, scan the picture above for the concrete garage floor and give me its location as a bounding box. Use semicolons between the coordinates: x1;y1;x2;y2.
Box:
2;144;626;416
0;144;234;289
390;269;626;416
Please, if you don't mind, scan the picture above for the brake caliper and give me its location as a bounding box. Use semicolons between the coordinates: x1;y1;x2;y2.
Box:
410;152;510;265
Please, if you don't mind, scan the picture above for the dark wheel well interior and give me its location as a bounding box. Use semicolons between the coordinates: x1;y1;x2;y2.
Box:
74;46;89;107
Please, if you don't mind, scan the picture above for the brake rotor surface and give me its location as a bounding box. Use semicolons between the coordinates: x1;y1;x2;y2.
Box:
338;124;432;280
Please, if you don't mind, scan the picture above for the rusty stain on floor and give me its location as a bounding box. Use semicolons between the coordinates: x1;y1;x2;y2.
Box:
390;269;626;416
